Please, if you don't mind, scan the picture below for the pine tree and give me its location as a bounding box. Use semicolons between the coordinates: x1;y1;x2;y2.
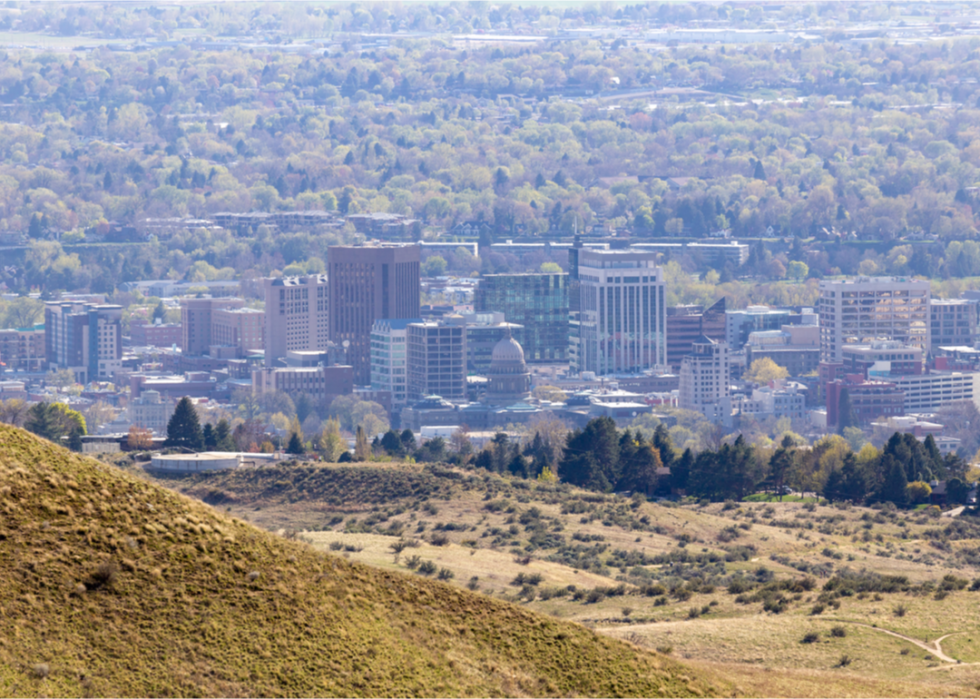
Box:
214;418;234;451
380;429;403;456
295;392;315;424
922;434;944;477
25;402;60;441
687;451;719;500
559;417;620;490
67;427;83;452
823;468;845;502
670;448;693;492
769;437;794;498
618;442;663;498
203;423;216;449
400;428;417;453
152;301;166;322
879;455;909;507
164;397;204;451
286;432;304;455
840;454;870;504
836;388;858;434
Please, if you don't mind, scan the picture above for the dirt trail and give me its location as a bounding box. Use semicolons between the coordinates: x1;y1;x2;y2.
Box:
602;617;968;666
839;622;960;663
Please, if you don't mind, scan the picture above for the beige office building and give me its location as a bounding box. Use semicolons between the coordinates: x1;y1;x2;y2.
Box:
180;297;243;356
263;274;330;367
678;335;732;427
818;277;930;363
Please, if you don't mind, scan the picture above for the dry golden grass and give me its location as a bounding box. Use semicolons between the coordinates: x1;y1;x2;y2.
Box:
140;458;980;697
0;426;718;698
300;529;614;596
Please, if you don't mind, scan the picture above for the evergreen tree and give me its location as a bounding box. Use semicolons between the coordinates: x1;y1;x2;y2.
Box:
768;435;795;498
922;434;944;478
837;389;858;434
687;450;719;500
947;477;970;505
417;436;446;462
164;397;204;451
25;402;60;441
617;441;663;498
722;436;757;500
400;428;417;453
286;431;304;455
559;417;619;490
670;448;693;492
489;432;511;472
67;427;83;452
214;418;234;451
753;159;767;180
943;452;968;480
295;392;315;424
879;455;909;507
152;301;166;322
839;453;870;504
823;467;846;503
473;449;493;471
380;429;403;456
560;453;608;491
203;423;216;449
507;453;530;478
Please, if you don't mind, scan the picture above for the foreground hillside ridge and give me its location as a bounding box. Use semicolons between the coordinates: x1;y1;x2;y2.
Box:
0;425;714;698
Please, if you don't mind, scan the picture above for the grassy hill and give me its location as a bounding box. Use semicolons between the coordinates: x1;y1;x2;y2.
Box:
156;457;980;697
0;425;717;698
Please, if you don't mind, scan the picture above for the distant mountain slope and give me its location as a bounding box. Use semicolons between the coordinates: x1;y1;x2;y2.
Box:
0;425;716;698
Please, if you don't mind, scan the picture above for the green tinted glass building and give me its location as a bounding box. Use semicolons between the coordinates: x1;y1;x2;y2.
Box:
474;273;569;363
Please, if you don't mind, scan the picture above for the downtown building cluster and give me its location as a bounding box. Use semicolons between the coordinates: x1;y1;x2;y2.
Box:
7;234;980;457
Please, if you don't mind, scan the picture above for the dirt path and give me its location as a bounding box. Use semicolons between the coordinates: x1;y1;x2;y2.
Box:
835;622;960;663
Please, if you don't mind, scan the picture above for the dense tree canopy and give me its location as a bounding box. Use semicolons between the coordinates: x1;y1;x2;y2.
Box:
0;3;980;299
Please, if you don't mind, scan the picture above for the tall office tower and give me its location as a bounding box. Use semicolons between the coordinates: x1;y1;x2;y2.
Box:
263;274;330;368
406;321;466;402
44;302;123;382
666;298;726;370
329;244;420;384
370;318;422;411
571;248;667;375
930;298;980;350
180;297;243;356
678;335;732;427
818;277;930;363
474;273;568;362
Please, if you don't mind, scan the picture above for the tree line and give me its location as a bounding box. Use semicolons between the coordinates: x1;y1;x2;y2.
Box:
553;417;973;508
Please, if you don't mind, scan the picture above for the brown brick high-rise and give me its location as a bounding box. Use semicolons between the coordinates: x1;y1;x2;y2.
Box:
329;244;420;384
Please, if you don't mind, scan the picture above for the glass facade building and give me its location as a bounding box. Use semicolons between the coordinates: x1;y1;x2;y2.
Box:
474;273;569;363
370;318;421;410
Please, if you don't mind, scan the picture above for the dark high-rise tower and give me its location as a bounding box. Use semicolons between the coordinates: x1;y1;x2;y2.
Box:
328;244;421;384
